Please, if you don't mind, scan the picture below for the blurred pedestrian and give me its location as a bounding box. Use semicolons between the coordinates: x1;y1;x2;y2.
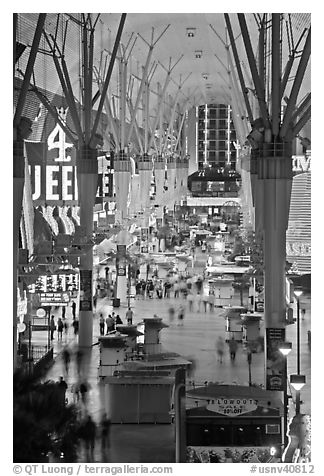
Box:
62;347;71;378
57;317;64;341
62;306;66;319
194;293;201;312
83;415;96;461
174;281;180;298
72;301;77;320
216;336;225;363
76;348;83;377
80;381;90;407
208;291;215;312
64;320;69;337
71;381;80;404
202;294;209;312
168;306;175;324
101;414;111;452
228;336;238;361
187;292;194;312
177;305;185;326
57;376;68;406
72;319;79;336
99;313;105;336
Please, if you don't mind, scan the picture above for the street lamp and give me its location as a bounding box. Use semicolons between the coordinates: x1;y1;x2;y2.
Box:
290;374;306;415
294;288;303;375
279;341;292;450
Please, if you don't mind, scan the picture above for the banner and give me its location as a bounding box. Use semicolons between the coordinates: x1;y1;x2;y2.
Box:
265;328;286;391
79;270;92;311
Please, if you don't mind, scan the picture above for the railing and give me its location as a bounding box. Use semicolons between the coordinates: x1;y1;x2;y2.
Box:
29;344;51;364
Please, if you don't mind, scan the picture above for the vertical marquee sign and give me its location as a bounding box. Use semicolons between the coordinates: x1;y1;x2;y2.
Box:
265;328;286;391
26;106;78;206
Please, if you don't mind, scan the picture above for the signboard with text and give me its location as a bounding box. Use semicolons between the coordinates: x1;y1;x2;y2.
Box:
25;105;78;206
39;292;70;306
266;328;286;391
206;398;258;416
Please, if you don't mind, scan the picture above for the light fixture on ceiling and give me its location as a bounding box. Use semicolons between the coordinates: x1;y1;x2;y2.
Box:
186;28;196;38
206;84;212;89
195;50;202;59
202;73;208;80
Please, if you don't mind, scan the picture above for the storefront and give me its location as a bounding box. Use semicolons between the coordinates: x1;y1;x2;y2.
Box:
186;384;283;463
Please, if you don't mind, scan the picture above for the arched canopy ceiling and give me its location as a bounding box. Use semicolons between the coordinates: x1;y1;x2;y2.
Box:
16;13;311;135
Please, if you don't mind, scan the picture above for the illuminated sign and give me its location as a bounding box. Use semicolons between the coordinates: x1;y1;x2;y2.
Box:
40;292;70;306
26;107;78;205
207;398;258;416
292;155;311;173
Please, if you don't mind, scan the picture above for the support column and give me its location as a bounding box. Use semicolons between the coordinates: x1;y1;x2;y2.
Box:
114;151;131;222
13;140;25;370
77;146;98;348
154;154;165;205
138;154;153;212
258;142;292;331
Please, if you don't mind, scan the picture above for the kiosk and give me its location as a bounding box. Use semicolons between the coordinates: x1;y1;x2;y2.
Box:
223;306;247;341
241;313;263;352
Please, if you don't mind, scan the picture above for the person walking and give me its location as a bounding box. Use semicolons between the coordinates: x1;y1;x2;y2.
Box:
228;336;238;361
71;301;77;320
57;317;64;341
168;306;175;324
63;320;69;338
56;376;68;406
62;347;71;378
83;415;96;461
202;293;209;312
126;307;134;325
71;381;80;404
216;336;225;363
99;313;105;336
187;292;194;312
105;314;114;334
174;281;180;298
72;319;79;336
50;315;56;341
80;381;90;407
100;413;111;453
208;291;215;312
76;348;84;378
177;305;185;326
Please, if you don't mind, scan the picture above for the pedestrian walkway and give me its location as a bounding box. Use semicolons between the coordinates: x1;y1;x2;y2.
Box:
43;282;311;462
